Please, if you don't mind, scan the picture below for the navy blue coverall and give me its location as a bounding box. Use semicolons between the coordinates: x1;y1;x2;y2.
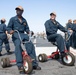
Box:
66;23;72;30
0;23;10;52
69;24;76;49
44;19;67;53
7;16;38;67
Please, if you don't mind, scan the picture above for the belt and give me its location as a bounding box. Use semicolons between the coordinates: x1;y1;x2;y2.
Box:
14;30;24;33
18;31;24;33
0;32;4;33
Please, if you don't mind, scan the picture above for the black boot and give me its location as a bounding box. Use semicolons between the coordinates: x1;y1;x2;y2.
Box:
0;52;2;56
18;66;25;74
7;51;12;55
61;52;66;58
33;65;41;70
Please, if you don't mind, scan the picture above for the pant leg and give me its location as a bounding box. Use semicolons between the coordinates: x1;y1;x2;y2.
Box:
25;41;38;66
0;39;3;52
66;32;75;50
48;34;65;53
13;39;23;67
72;32;76;48
55;34;65;52
3;38;10;51
65;34;72;50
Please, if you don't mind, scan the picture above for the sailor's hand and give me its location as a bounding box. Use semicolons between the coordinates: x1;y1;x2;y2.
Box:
10;30;14;34
65;32;67;34
69;30;73;33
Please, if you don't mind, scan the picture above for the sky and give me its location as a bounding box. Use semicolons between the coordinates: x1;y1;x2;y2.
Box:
0;0;76;33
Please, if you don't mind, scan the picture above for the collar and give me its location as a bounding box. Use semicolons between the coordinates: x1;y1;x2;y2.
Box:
14;15;26;24
50;19;57;25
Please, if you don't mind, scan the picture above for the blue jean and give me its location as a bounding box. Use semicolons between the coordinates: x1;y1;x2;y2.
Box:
0;34;10;52
47;34;65;53
12;33;38;67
